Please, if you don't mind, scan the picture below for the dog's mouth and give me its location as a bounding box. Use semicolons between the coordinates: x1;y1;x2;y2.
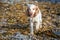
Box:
29;12;36;17
28;12;33;17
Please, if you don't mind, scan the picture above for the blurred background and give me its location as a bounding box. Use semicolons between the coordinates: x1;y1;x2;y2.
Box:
0;0;60;40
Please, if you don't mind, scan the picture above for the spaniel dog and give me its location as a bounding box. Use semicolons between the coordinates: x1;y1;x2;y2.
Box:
26;4;42;34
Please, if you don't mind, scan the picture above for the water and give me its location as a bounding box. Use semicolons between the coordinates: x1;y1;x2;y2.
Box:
55;32;60;35
52;28;60;36
10;32;29;40
0;0;60;4
0;30;7;33
0;29;60;40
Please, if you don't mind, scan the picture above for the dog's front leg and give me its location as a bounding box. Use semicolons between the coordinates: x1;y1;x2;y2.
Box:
30;18;34;35
36;22;40;31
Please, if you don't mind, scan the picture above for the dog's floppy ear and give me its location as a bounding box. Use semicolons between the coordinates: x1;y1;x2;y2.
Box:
36;6;40;11
33;6;40;17
26;8;30;16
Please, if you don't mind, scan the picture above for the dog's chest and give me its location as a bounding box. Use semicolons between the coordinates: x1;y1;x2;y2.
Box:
33;13;42;22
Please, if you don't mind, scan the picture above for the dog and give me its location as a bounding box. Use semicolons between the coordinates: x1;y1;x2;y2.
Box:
26;4;42;34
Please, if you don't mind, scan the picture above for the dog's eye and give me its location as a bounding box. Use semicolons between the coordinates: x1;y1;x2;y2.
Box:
33;9;34;10
36;8;38;10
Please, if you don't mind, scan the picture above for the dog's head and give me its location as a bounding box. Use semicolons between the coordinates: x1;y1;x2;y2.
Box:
26;4;40;17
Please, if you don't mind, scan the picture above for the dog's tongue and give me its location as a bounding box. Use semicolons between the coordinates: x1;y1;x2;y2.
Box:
29;12;32;16
29;13;35;18
29;12;35;17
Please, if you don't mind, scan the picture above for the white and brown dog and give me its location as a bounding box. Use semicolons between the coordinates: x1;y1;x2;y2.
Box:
26;4;42;34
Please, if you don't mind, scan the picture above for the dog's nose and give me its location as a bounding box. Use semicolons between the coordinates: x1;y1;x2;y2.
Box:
29;12;32;16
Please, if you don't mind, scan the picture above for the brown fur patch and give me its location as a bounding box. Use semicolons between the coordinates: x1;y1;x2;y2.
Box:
33;7;39;17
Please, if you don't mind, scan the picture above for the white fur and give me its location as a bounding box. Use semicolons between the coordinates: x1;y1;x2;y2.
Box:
27;4;42;34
